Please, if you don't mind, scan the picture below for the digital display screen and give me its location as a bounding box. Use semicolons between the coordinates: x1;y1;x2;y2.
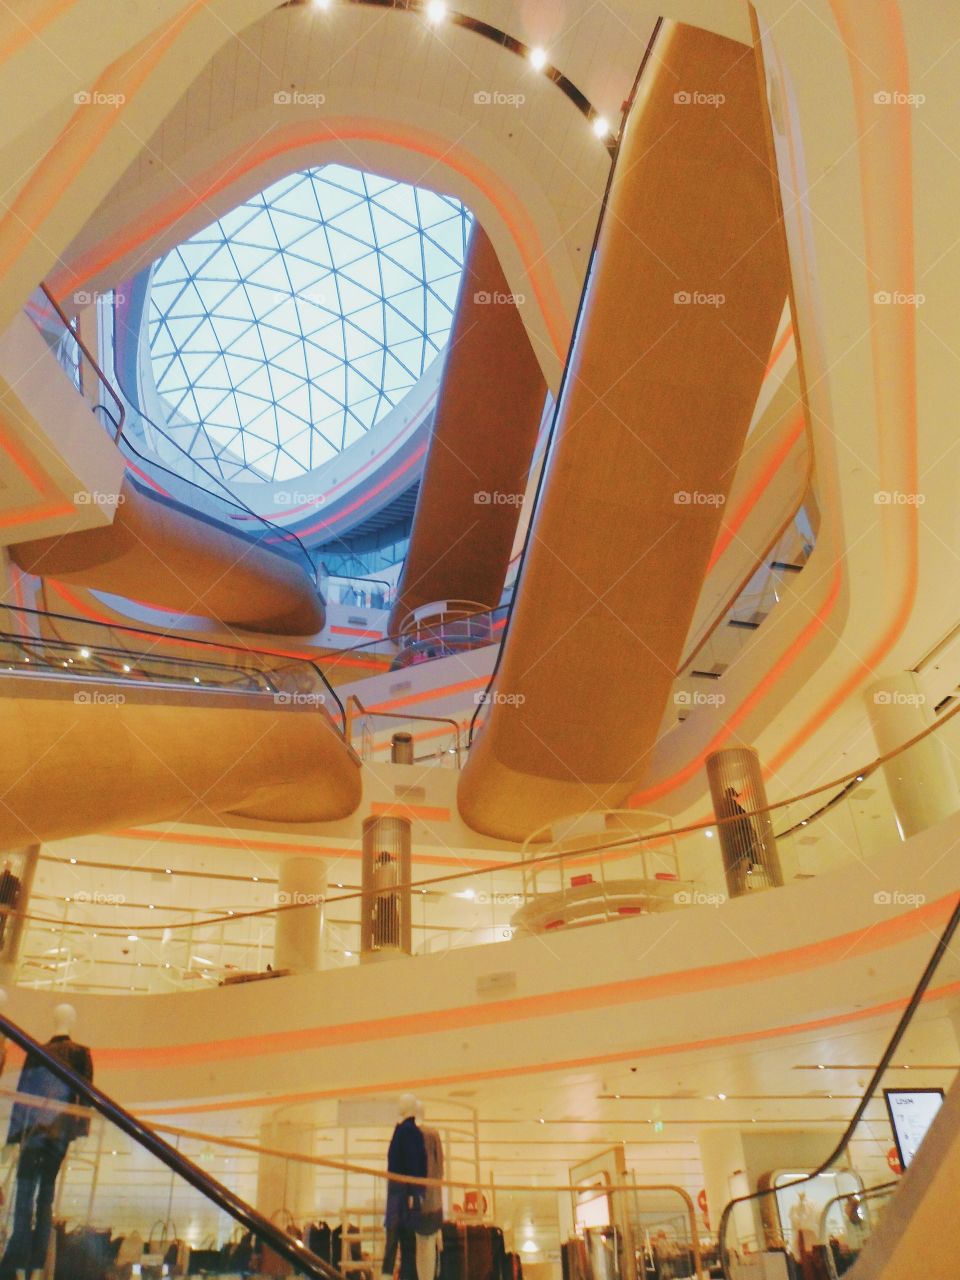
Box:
884;1089;945;1169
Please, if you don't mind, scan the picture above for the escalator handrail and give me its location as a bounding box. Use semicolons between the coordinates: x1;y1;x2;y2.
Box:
0;601;347;729
0;1011;341;1280
107;304;326;586
717;896;960;1276
466;19;664;747
38;284;126;444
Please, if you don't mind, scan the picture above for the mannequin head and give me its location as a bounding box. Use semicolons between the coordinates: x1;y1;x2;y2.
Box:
398;1092;418;1120
52;1003;77;1037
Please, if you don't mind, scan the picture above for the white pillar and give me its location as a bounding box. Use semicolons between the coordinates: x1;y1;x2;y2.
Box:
274;857;326;973
699;1129;755;1249
256;1112;316;1224
865;673;960;838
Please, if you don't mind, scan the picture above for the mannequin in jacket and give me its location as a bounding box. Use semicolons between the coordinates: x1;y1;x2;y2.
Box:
414;1101;444;1280
0;1004;94;1280
382;1093;426;1280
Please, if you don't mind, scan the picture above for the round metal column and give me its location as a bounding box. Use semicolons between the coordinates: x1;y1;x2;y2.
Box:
391;732;414;764
706;748;783;898
361;816;412;959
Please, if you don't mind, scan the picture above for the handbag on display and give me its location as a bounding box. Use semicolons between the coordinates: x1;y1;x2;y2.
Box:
142;1219;176;1279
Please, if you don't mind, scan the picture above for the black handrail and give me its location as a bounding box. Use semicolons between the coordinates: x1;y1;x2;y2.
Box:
0;1011;341;1280
717;896;960;1276
0;601;347;728
466;19;665;746
38;283;126;444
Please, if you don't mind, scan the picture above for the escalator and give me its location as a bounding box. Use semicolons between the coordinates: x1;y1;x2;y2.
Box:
0;1008;340;1278
7;286;325;636
718;898;960;1280
0;602;361;850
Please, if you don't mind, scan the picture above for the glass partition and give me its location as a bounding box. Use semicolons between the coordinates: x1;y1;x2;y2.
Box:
0;1014;338;1278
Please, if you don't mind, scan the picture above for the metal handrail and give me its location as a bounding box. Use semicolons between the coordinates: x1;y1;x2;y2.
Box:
108;303;324;586
38;283;126;443
717;897;960;1276
466;20;665;746
345;693;462;765
0;1011;341;1280
0;600;347;729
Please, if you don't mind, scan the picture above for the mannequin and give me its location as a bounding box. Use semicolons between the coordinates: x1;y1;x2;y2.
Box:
0;1003;94;1280
789;1189;819;1260
0;860;20;949
414;1101;444;1280
382;1093;426;1280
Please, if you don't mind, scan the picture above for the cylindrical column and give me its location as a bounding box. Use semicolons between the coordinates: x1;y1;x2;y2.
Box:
391;733;414;765
361;816;412;959
274;857;326;973
706;748;783;898
0;844;39;979
256;1111;316;1225
865;673;960;838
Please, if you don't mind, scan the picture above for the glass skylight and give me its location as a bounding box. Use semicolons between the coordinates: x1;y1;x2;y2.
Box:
148;165;471;482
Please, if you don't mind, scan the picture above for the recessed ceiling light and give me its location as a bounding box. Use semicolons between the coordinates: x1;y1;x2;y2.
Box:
592;115;611;139
424;0;446;24
79;648;91;658
529;46;548;72
313;0;332;8
716;1092;727;1101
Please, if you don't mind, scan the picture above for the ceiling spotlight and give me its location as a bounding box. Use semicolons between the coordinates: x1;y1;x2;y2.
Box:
424;0;447;24
79;647;91;659
856;775;864;783
592;115;611;139
716;1092;728;1101
313;0;332;8
529;46;548;72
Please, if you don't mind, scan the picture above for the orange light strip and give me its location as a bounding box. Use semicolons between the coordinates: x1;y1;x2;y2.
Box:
0;0;80;66
97;891;955;1072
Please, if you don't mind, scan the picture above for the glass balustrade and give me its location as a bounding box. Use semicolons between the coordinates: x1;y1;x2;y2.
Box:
0;1014;337;1278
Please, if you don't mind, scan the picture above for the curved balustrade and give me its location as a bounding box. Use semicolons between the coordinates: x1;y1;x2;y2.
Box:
10;698;960;992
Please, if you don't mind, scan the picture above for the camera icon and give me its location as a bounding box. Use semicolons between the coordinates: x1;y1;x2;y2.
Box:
673;91;691;105
276;891;291;905
73;891;90;904
873;91;893;104
474;491;492;504
74;691;91;705
674;291;691;304
874;890;892;905
73;290;92;306
73;91;92;105
874;291;892;305
473;691;491;705
674;691;692;705
474;291;491;305
274;691;292;704
274;90;292;104
873;691;892;705
874;491;891;504
674;491;692;504
673;890;692;904
474;91;492;105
